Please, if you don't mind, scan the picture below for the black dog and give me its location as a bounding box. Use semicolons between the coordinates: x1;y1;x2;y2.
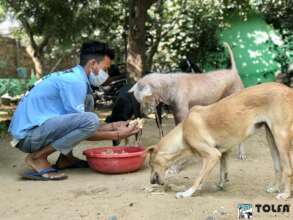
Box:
106;84;163;146
105;84;141;146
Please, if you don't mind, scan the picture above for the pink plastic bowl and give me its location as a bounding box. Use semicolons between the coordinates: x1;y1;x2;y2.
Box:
83;146;146;174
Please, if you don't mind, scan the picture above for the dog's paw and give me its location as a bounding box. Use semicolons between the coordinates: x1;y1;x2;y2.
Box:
175;192;186;199
175;188;194;199
217;183;225;191
276;193;290;200
266;185;280;193
238;153;247;160
175;191;191;199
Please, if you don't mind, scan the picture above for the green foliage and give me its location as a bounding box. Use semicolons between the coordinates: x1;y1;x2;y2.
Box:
1;0;293;76
0;79;26;96
0;73;37;97
4;0;100;41
257;0;293;32
273;45;290;73
272;34;293;86
149;0;222;71
203;47;229;71
150;0;256;72
0;122;8;136
257;0;293;71
1;0;126;71
261;11;293;71
0;1;5;22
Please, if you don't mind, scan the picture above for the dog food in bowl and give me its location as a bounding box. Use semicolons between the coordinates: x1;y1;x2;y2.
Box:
101;149;127;155
83;146;146;174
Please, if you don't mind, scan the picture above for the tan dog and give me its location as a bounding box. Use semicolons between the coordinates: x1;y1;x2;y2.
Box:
148;82;293;200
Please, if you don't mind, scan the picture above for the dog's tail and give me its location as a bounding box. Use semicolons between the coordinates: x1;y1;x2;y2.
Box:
223;42;237;72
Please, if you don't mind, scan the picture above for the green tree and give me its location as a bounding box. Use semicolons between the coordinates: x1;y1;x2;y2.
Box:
0;3;5;22
2;0;122;78
149;0;254;72
2;0;292;81
257;0;293;69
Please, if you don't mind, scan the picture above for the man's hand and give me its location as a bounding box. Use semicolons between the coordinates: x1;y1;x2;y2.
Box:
87;121;141;141
112;121;129;130
116;122;141;140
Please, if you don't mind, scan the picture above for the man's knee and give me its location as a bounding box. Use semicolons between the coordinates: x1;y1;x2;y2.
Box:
80;112;99;131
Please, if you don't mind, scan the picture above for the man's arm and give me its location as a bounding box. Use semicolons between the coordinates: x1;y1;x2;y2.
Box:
87;123;140;141
87;130;120;141
96;121;129;132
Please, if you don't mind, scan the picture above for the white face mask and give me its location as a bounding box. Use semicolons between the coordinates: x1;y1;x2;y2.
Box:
89;69;109;87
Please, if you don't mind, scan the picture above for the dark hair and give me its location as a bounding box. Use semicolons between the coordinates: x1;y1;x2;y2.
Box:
79;41;115;66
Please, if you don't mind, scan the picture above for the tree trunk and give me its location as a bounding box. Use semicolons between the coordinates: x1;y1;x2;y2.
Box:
127;0;157;82
145;0;163;72
25;44;43;79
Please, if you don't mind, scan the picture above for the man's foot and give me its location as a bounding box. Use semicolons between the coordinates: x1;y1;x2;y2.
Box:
25;154;66;179
53;153;88;170
22;167;67;180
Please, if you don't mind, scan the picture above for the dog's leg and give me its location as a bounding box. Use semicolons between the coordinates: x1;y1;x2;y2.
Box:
134;130;142;145
176;146;221;198
155;104;164;137
265;126;281;193
166;158;189;176
112;140;120;146
173;105;189;125
273;130;292;200
218;152;229;190
238;143;247;160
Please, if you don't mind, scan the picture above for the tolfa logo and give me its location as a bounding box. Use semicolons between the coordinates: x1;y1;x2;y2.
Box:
238;203;290;219
238;204;253;219
255;204;290;213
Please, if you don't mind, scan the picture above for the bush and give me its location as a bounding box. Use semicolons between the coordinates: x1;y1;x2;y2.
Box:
0;73;37;97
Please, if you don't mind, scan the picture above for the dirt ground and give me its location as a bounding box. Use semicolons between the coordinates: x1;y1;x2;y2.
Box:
0;113;293;220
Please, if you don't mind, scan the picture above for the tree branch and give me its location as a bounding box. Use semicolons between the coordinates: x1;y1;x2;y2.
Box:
19;17;38;50
6;0;38;52
160;0;187;38
39;34;51;54
145;0;163;70
146;0;158;8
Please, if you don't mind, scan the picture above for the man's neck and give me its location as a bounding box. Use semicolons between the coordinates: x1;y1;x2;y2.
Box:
81;64;90;76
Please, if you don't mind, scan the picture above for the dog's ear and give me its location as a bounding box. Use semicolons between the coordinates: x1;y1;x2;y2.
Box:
144;145;157;167
141;84;152;97
146;145;156;154
128;83;137;93
129;83;152;103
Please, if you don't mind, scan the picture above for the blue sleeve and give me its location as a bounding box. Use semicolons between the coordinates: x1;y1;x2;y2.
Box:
58;80;86;113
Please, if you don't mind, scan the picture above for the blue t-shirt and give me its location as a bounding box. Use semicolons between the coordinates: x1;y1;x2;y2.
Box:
9;65;90;140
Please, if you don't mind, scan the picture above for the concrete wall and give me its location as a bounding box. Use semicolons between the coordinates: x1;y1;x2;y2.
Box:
0;36;34;77
0;36;77;78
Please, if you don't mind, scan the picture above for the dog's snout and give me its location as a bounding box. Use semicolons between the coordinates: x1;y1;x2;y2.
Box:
150;172;160;184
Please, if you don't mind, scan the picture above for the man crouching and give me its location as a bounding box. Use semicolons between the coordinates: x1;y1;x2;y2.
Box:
9;41;140;180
